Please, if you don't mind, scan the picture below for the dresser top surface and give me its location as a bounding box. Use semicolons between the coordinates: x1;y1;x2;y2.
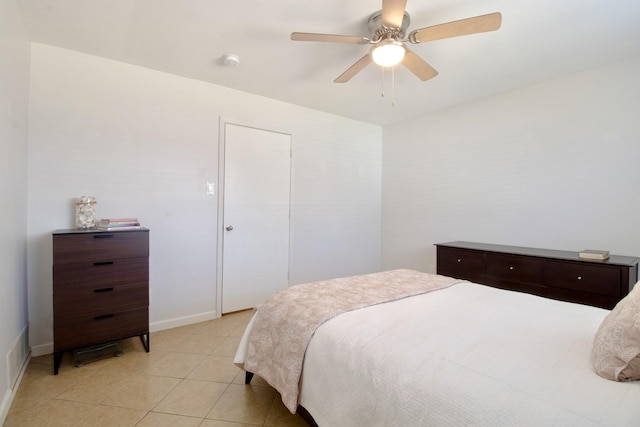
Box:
435;241;639;267
53;228;149;235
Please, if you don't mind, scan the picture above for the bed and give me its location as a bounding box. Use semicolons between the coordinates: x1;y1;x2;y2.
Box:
234;269;640;426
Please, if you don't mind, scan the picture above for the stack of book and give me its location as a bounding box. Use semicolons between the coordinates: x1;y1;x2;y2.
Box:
96;218;142;231
579;249;609;261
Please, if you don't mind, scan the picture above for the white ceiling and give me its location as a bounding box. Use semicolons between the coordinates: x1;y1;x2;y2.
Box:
16;0;640;126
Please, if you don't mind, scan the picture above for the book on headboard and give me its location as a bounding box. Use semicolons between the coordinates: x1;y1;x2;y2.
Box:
579;250;610;261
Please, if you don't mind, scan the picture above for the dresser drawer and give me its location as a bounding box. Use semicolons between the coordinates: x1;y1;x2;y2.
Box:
53;257;148;291
543;260;621;297
54;307;148;351
545;287;619;309
437;247;485;282
54;282;148;319
53;230;148;264
485;253;543;285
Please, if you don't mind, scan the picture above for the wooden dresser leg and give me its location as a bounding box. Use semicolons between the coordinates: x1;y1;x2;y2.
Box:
53;352;63;375
140;333;150;352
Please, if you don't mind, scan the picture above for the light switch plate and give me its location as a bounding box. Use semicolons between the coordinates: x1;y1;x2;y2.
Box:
206;182;215;195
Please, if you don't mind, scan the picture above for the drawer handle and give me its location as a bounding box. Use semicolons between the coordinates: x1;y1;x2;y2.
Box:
577;276;582;280
457;259;462;263
94;234;114;239
93;261;114;266
509;266;514;270
94;287;114;293
94;314;114;320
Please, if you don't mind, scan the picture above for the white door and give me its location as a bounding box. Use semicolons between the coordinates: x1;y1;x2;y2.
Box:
221;123;291;313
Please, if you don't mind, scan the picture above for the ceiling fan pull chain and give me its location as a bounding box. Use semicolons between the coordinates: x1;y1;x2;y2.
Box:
381;67;385;98
391;66;396;107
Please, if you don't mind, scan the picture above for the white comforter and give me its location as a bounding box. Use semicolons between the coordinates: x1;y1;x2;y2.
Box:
238;269;458;412
238;282;640;426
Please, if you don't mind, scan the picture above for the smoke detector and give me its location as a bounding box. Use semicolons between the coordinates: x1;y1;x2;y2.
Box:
222;54;240;67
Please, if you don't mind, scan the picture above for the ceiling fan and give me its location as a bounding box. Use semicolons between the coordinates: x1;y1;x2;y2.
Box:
291;0;501;83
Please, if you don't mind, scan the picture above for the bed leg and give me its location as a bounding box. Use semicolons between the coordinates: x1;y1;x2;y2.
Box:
245;371;254;384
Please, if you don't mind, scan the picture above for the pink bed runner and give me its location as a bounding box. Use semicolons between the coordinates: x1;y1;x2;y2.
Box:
242;269;460;412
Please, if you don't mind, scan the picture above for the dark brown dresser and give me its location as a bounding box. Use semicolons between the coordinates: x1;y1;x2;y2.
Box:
435;241;639;309
52;228;150;374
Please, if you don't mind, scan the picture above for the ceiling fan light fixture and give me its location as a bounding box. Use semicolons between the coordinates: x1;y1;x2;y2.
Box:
371;40;406;67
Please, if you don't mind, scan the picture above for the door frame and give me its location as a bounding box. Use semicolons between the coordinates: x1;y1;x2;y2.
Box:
215;117;294;317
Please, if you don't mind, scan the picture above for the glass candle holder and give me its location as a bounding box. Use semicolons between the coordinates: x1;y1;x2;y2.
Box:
75;196;97;229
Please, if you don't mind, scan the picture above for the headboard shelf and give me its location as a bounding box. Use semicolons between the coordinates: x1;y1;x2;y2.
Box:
435;241;639;309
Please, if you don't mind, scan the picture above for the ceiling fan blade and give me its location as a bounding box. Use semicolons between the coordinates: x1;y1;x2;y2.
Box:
334;54;373;83
402;50;438;81
409;12;502;43
291;32;369;44
381;0;407;28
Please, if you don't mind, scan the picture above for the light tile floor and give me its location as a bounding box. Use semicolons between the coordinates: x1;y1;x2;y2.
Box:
4;311;308;427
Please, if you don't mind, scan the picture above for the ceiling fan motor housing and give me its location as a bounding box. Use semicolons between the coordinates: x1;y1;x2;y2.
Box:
368;10;411;42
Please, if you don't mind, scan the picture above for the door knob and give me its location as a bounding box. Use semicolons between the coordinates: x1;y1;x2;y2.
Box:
226;225;234;231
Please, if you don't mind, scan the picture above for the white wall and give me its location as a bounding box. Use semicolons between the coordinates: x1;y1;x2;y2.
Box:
27;44;382;353
382;57;640;272
0;0;30;422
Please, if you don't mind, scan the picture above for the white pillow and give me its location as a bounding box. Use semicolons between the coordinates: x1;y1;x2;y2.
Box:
592;281;640;381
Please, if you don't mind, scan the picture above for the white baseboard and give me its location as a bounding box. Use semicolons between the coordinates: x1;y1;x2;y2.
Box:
0;388;12;427
150;310;218;332
30;342;53;358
